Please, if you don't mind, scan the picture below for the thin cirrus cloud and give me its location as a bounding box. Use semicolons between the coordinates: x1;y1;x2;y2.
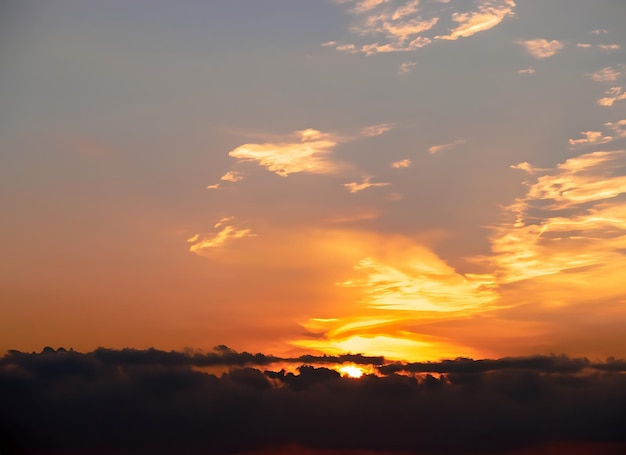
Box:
428;138;465;154
343;176;391;193
490;150;626;284
517;67;535;75
188;217;255;255
516;38;564;59
327;0;516;55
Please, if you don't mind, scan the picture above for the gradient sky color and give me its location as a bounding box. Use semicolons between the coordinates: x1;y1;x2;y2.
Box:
2;0;626;361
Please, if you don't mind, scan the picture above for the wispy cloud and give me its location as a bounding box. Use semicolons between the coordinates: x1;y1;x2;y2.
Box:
568;131;613;148
361;123;394;137
516;39;564;59
398;61;416;75
598;43;620;52
491;150;626;283
597;87;626;106
229;129;340;177
436;0;516;41
517;67;535;75
328;0;515;55
590;66;622;83
188;217;255;254
343;176;391;193
428;138;465;154
391;159;411;168
220;171;244;182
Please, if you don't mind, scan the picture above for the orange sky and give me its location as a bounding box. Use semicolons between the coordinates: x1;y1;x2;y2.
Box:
2;0;626;361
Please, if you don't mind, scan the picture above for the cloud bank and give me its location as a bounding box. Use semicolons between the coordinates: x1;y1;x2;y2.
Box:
1;347;626;455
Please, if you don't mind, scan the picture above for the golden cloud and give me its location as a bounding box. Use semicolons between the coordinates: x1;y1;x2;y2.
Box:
229;129;339;177
437;0;516;41
329;0;515;55
597;87;626;107
188;218;255;255
491;150;626;283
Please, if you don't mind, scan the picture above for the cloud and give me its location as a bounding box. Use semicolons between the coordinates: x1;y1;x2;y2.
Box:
329;0;515;55
229;129;340;177
590;66;622;83
437;0;516;41
391;159;411;168
605;119;626;139
516;39;564;59
577;43;592;49
343;176;391;193
428;138;465;154
490;150;626;284
188;218;255;254
517;67;535;75
597;87;626;107
2;348;626;454
361;123;394;137
591;28;608;35
397;61;416;75
568;131;613;148
598;43;620;52
221;171;244;182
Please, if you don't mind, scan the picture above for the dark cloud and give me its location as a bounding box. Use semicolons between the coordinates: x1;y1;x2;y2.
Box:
1;348;626;455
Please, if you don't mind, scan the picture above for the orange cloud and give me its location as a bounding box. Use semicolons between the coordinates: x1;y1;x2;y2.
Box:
590;66;622;83
516;39;564;59
568;131;613;148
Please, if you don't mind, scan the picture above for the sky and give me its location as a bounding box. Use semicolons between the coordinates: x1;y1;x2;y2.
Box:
2;0;626;362
2;1;626;453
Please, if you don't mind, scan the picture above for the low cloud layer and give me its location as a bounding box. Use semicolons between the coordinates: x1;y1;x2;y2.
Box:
1;347;626;455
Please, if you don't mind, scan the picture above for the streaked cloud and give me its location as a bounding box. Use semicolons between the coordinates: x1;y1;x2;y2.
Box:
516;39;564;59
598;43;621;52
568;131;613;148
361;123;394;137
344;176;391;193
517;67;535;75
188;218;255;255
592;28;609;35
577;43;592;49
206;183;221;190
428;138;465;154
398;61;416;75
437;0;516;41
391;159;411;168
229;129;340;177
490;150;626;283
597;87;626;106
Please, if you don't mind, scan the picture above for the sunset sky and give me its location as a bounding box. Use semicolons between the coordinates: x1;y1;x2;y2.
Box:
2;0;626;362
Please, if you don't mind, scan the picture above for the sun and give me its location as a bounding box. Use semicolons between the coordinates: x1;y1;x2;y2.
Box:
338;365;364;378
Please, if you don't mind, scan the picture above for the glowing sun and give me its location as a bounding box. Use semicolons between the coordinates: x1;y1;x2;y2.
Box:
338;365;364;378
